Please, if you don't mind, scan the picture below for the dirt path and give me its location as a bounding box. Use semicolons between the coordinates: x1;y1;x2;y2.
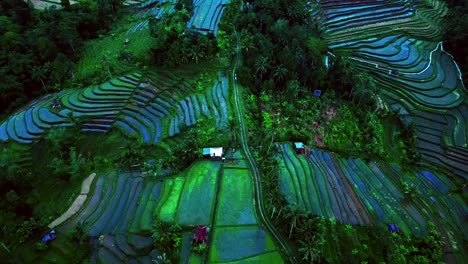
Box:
48;173;97;229
231;11;297;263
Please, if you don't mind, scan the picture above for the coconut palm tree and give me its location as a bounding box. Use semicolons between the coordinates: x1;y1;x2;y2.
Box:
298;238;323;262
32;63;51;93
272;65;288;83
188;47;205;64
351;73;378;107
297;217;317;243
353;86;370;107
284;205;306;238
367;81;383;112
254;56;269;81
152;221;174;250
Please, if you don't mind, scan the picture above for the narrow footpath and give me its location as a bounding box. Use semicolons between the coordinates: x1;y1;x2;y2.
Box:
231;12;297;264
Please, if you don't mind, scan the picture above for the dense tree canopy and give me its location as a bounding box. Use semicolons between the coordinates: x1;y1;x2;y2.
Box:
0;0;123;117
444;0;468;81
148;9;219;66
236;0;333;96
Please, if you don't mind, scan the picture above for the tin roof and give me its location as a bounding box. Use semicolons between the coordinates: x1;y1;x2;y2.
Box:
294;142;304;149
202;147;223;156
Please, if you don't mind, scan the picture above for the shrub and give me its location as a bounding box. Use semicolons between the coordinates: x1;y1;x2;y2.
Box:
152;220;182;262
35;242;48;251
71;221;88;246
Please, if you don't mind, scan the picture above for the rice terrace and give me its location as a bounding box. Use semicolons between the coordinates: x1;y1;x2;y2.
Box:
0;0;466;263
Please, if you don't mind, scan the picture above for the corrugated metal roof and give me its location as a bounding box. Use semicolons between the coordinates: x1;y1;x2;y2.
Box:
294;142;304;149
202;147;223;157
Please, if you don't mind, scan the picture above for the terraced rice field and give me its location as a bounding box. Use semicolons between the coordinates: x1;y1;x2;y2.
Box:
126;0;177;34
276;143;466;261
50;170;160;262
313;0;467;179
187;0;231;36
156;161;220;225
317;0;447;43
49;156;283;263
0;71;230;145
207;150;283;263
49;161;217;262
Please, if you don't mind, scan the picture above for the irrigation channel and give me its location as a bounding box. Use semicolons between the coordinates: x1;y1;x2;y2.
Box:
230;9;297;264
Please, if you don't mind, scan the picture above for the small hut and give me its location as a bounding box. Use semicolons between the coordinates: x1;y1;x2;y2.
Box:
293;142;305;154
202;147;223;160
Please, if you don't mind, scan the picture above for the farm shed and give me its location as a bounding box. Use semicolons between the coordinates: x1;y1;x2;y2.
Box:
203;147;223;159
293;142;305;154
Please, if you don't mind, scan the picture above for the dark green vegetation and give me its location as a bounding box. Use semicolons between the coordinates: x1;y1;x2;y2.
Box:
152;220;182;263
444;0;468;80
0;129;145;260
276;213;445;263
232;0;466;263
235;0;416;165
237;0;329;93
0;0;466;263
0;68;231;261
149;8;219;66
0;0;126;116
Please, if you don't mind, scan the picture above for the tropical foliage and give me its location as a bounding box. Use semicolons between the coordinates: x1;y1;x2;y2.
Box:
0;0;124;117
149;9;219;66
235;0;331;96
444;0;468;80
152;220;182;263
246;89;389;161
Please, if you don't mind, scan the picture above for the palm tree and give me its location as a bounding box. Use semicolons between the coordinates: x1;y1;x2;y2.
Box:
188;47;205;64
254;56;269;81
367;81;383;112
351;73;378;107
102;54;113;79
297;217;317;243
152;221;173;250
272;65;288;83
32;63;51;93
241;33;256;52
353;86;370;107
285;205;305;238
298;238;323;262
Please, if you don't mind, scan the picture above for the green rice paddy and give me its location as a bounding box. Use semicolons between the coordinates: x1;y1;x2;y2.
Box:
216;169;256;226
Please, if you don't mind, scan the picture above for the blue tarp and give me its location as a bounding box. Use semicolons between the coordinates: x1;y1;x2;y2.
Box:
41;230;56;243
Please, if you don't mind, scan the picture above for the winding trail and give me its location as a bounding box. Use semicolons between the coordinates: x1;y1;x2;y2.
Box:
231;11;297;264
48;173;97;229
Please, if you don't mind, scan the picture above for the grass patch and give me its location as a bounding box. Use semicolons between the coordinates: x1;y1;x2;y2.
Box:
75;17;155;84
